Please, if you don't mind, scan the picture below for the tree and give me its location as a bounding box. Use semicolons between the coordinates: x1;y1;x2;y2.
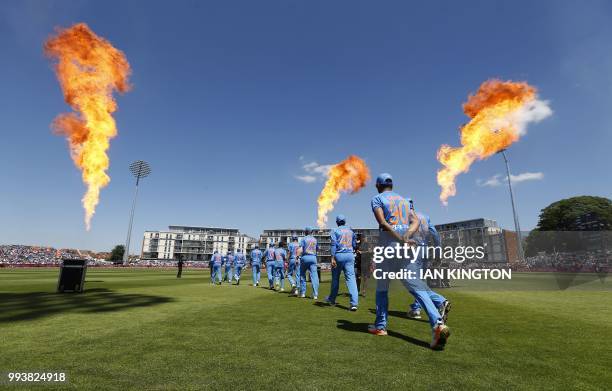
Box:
535;196;612;231
108;245;125;262
525;196;612;256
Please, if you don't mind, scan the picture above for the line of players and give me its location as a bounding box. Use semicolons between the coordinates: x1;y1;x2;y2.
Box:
207;172;451;350
208;226;327;301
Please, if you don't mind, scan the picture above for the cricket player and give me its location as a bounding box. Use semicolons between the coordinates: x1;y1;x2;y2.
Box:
264;242;276;289
297;227;319;299
287;235;300;294
325;214;359;311
407;204;450;322
274;242;288;291
224;252;234;283
211;251;223;285
367;173;450;350
250;245;263;286
234;249;246;285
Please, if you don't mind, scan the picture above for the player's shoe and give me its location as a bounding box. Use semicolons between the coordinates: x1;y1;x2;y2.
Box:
349;306;358;312
438;301;451;324
367;325;388;336
313;296;318;300
407;309;422;319
430;323;450;350
299;294;306;298
280;288;285;292
323;297;336;306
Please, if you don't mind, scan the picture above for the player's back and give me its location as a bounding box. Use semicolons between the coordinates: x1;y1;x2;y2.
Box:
371;190;413;235
288;242;298;260
301;236;317;256
265;248;275;260
332;227;355;253
274;248;286;262
235;253;244;266
251;249;262;263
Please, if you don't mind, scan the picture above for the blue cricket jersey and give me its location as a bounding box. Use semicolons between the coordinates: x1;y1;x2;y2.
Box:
211;253;222;266
371;190;414;235
274;248;287;263
250;249;262;265
288;242;299;261
330;225;356;256
299;236;318;256
264;248;276;261
235;252;246;267
226;254;235;266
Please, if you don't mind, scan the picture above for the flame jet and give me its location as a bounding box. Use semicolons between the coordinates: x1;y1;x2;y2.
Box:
45;23;131;230
436;79;551;205
317;155;370;228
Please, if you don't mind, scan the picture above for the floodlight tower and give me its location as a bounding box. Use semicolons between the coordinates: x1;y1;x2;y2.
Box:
123;160;152;265
499;150;525;261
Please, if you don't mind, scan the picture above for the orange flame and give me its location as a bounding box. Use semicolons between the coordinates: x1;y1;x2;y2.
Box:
317;155;370;228
437;79;549;205
44;23;131;230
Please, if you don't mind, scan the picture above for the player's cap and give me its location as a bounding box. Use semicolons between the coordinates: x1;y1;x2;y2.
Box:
305;226;313;233
254;244;259;248
336;214;346;225
376;173;393;186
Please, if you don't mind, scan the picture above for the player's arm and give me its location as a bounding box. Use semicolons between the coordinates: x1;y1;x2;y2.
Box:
373;208;404;242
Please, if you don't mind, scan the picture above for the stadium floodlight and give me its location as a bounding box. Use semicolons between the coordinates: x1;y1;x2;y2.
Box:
499;150;525;261
123;160;152;265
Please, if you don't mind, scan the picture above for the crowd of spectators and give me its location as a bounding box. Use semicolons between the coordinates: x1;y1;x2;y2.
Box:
513;251;609;272
0;245;108;267
2;244;609;273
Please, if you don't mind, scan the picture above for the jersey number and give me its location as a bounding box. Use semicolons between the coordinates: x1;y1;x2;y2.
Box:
389;199;410;225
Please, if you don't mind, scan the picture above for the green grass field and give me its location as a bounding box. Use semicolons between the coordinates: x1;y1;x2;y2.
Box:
1;268;610;390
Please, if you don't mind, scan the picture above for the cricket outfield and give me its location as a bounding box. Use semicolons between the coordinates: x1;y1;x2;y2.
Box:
0;268;610;390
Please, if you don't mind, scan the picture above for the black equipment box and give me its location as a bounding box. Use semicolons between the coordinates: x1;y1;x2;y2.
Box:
57;259;88;293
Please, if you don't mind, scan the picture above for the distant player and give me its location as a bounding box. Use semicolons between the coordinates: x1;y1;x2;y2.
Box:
287;235;300;294
274;242;288;291
176;259;184;278
324;215;359;311
264;242;276;289
224;252;234;283
367;173;450;350
407;203;450;322
211;251;223;285
297;227;319;300
250;245;263;286
234;249;246;285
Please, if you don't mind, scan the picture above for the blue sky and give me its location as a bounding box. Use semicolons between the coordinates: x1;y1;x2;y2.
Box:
1;0;611;252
